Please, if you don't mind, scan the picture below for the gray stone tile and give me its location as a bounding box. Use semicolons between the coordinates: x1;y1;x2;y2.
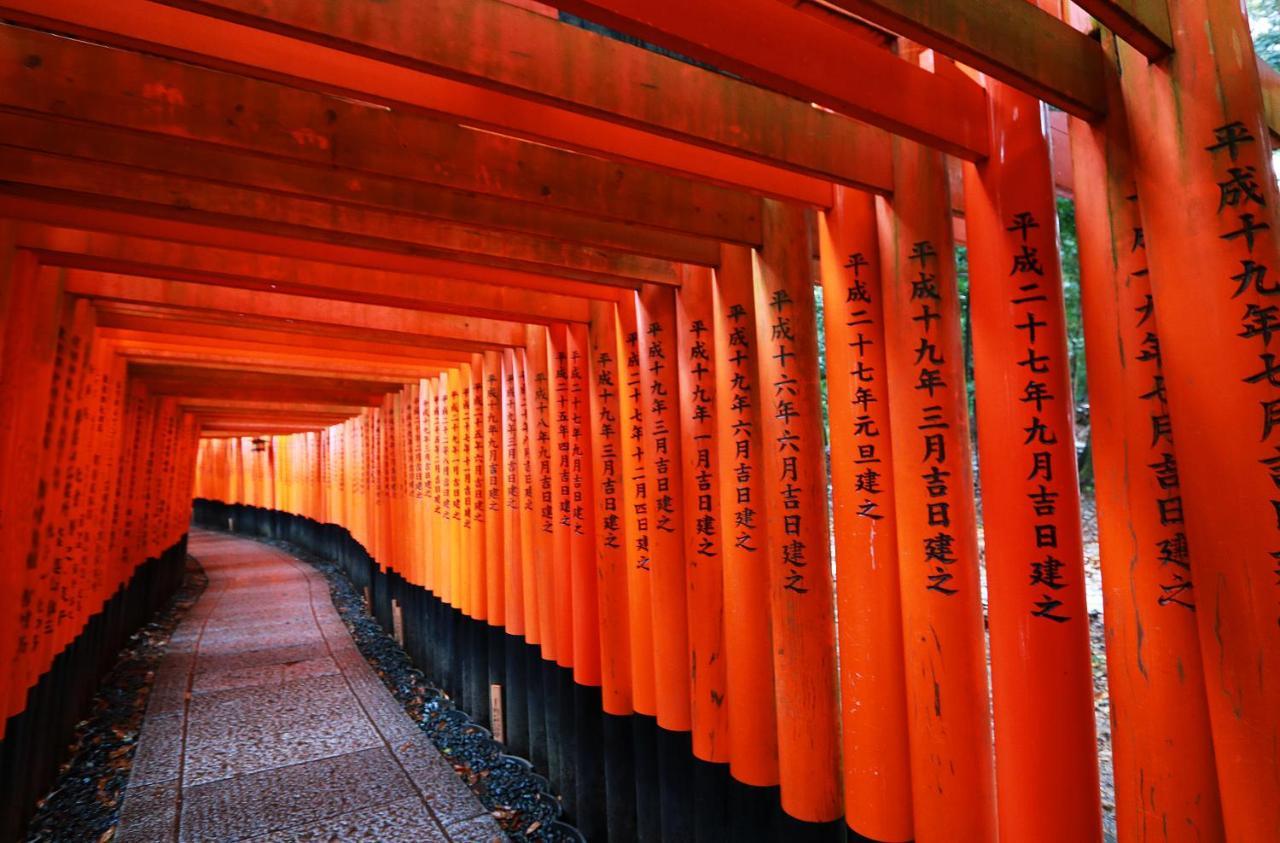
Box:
129;713;184;787
192;656;338;695
443;813;506;843
194;642;323;675
180;748;415;842
183;674;381;785
251;797;450;842
117;781;179;843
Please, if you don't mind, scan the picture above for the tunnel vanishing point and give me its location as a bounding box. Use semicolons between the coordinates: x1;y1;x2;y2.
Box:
2;0;1280;841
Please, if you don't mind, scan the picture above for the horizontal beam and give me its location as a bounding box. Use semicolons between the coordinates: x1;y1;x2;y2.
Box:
1;195;637;299
66;271;529;347
94;309;481;362
0;110;721;266
552;0;988;158
0;147;685;285
0;24;763;245
23;225;596;321
0;0;849;199
1071;0;1172;59
820;0;1107;119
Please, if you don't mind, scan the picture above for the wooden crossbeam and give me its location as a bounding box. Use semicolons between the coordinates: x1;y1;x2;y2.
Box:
552;0;989;159
22;225;599;320
66;271;529;348
94;309;481;362
0;0;851;199
0;24;762;244
1071;0;1172;58
2;195;640;299
0;148;685;285
818;0;1108;119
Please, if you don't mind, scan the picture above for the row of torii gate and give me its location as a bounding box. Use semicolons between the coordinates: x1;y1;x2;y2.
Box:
1;0;1278;840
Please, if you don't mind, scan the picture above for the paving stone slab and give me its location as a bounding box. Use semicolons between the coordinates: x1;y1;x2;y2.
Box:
118;530;492;842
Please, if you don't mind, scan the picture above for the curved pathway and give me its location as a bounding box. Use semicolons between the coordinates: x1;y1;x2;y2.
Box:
116;529;502;843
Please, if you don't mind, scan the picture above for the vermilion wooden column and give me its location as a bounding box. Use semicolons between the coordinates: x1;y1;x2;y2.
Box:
470;358;487;621
676;266;729;763
638;283;692;733
502;349;526;638
483;351;505;629
878;136;997;842
713;244;779;788
753;198;841;825
817;185;913;843
567;322;601;687
548;326;574;669
516;349;541;648
526;329;556;659
1067;39;1223;838
964;76;1102;842
588;300;632;715
618;296;657;718
1117;2;1280;834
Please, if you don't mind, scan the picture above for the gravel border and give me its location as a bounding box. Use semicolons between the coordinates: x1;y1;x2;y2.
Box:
25;557;207;843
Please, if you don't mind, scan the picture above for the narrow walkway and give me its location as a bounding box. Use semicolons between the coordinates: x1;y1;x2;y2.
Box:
116;529;502;843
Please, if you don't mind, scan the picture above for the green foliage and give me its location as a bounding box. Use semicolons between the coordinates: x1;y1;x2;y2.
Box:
1248;0;1280;72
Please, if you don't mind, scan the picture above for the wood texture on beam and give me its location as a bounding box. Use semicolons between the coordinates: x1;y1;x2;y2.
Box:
1070;0;1171;58
0;24;762;245
820;0;1107;119
4;204;634;302
0;110;722;265
0;0;847;200
0;148;686;285
552;0;988;159
22;226;594;322
66;272;528;348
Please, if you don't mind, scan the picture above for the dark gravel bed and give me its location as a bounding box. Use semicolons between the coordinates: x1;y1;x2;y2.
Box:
257;536;584;843
24;557;207;843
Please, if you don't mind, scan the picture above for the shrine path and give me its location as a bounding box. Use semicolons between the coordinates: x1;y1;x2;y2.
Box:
115;529;502;843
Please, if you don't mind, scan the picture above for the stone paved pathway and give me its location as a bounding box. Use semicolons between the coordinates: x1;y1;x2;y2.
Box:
116;529;502;842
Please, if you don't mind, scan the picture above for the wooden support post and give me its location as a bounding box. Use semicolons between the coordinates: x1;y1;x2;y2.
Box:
964;77;1102;841
1067;48;1224;838
878;139;997;842
483;351;505;629
547;327;574;670
638;284;693;733
1115;0;1280;833
502;351;526;638
588;301;633;714
619;296;657;718
817;185;914;842
676;267;730;763
713;244;780;789
567;322;602;688
754;199;842;824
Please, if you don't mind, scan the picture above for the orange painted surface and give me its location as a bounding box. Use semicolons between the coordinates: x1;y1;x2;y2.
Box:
753;199;842;823
1068;55;1224;840
1116;1;1280;834
587;301;633;715
818;186;913;842
964;76;1102;842
676;267;730;762
713;245;779;787
877;138;997;842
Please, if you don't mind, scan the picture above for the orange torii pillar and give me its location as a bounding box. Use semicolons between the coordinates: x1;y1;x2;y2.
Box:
638;282;696;839
547;323;580;820
818;185;914;843
964;77;1102;841
878;136;997;842
1067;38;1224;839
482;350;506;727
566;320;608;840
714;244;782;835
753;199;842;836
525;326;558;779
1116;0;1280;833
675;265;734;837
588;298;638;841
501;348;530;758
618;293;661;841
